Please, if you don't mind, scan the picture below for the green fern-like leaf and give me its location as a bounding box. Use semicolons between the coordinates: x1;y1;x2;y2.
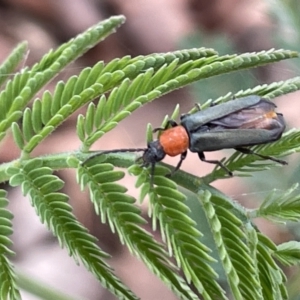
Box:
256;184;300;222
273;241;300;266
130;165;226;299
78;159;199;300
198;190;264;300
30;16;125;75
0;190;21;300
0;42;28;87
256;234;288;300
162;169;291;300
194;75;300;111
170;49;297;89
0;16;125;144
78;50;216;149
8;159;137;300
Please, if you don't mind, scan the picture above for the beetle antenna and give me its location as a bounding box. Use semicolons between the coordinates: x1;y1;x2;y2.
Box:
82;148;147;165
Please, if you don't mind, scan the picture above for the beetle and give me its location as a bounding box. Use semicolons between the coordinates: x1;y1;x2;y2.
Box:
83;95;287;180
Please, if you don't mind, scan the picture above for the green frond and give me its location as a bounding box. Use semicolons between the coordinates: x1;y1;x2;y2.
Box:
0;42;28;87
0;190;21;300
164;172;292;299
235;76;300;99
78;159;199;300
164;49;298;90
8;159;137;300
15;67;106;153
256;233;288;299
130;165;225;299
256;183;300;222
195;76;300;111
78;65;164;149
273;241;300;266
0;70;30;124
198;190;264;300
30;16;125;74
0;16;125;144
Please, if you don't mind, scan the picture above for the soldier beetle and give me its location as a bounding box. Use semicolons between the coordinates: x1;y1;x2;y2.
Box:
83;95;287;181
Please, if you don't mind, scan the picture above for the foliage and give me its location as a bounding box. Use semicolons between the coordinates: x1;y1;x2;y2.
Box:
0;15;300;300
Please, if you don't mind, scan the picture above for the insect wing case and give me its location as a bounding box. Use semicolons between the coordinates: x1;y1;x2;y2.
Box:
185;98;285;152
181;95;261;132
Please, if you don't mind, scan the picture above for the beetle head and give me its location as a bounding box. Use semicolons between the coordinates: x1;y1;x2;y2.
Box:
142;140;166;166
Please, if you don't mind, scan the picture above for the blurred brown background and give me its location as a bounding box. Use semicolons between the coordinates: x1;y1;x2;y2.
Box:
1;0;300;299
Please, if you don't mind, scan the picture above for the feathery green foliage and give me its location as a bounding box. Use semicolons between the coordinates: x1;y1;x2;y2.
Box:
0;42;28;88
256;233;288;300
198;190;263;300
0;15;126;146
274;241;300;266
78;159;199;299
131;165;226;299
0;190;21;300
8;158;137;300
256;183;300;222
1;14;300;300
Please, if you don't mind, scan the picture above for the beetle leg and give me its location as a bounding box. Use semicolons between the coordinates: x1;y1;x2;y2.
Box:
198;152;233;176
174;151;187;173
153;120;178;133
166;151;187;177
235;147;287;165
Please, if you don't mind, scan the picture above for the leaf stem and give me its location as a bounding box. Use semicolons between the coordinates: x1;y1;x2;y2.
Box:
16;270;81;300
